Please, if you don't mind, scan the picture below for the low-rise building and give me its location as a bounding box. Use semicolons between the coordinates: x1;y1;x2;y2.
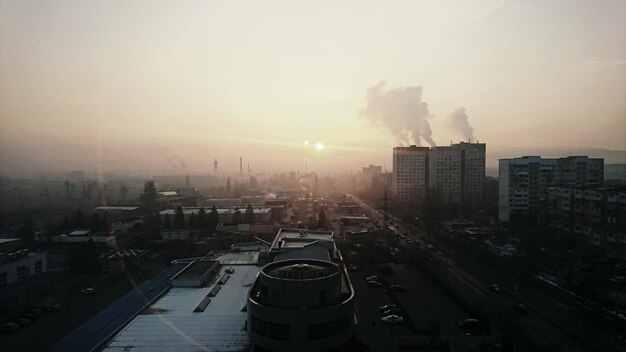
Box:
159;206;273;225
247;229;355;351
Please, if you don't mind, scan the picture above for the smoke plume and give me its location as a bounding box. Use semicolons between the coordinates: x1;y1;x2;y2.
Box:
361;81;435;146
447;107;475;141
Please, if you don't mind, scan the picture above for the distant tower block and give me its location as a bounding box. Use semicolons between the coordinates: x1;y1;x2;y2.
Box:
240;157;243;174
214;158;218;174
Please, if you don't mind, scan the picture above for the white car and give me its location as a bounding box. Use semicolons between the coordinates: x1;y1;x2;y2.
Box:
381;314;404;324
81;288;96;295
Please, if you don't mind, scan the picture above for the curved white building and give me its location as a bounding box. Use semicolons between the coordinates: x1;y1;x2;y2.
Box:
247;229;355;352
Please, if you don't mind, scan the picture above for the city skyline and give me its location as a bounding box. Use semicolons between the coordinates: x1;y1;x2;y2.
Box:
1;0;625;176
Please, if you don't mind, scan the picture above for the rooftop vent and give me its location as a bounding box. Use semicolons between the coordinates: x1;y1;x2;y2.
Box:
292;263;310;270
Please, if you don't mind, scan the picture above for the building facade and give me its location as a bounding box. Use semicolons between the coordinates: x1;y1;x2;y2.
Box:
247;229;355;352
499;156;604;221
539;187;626;259
393;146;430;202
429;142;486;203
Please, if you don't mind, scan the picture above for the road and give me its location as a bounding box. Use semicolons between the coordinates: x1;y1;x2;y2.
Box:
345;193;625;352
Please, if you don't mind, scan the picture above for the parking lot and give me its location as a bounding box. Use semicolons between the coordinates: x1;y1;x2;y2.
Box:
349;262;493;351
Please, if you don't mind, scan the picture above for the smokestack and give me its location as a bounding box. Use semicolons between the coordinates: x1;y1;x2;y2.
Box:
247;163;250;174
240;157;242;174
213;158;218;174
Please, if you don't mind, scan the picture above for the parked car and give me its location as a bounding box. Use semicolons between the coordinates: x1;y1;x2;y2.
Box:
347;264;362;272
15;317;32;327
367;281;383;288
378;304;398;312
458;318;487;335
382;308;403;316
364;275;379;282
381;315;404;324
0;322;20;332
390;284;408;292
81;288;96;295
41;304;61;312
22;311;40;320
513;303;529;314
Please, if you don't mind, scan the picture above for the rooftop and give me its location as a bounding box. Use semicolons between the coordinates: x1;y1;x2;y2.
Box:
103;264;260;352
95;206;140;211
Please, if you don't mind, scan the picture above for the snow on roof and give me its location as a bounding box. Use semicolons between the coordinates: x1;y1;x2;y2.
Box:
103;265;259;352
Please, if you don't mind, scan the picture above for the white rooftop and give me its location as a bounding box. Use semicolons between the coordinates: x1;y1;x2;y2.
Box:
103;264;259;352
0;238;20;245
96;206;140;211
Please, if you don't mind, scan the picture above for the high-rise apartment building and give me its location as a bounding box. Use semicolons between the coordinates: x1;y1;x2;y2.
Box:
393;146;430;202
429;142;486;203
498;156;604;221
392;142;486;203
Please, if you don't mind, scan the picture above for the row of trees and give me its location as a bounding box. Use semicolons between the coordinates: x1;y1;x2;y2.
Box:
162;204;256;229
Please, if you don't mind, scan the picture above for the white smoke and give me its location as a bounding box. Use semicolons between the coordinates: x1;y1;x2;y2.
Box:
447;107;475;141
361;81;436;146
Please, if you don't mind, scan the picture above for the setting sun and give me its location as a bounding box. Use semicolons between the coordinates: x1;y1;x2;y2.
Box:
315;142;325;151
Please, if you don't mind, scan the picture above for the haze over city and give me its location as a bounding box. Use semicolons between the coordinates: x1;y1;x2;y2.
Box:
1;0;625;176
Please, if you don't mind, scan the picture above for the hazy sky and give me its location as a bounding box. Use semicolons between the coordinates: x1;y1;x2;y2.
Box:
1;0;624;176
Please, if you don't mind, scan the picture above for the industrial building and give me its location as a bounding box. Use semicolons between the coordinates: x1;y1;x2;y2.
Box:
95;228;354;352
247;229;355;352
159;206;273;225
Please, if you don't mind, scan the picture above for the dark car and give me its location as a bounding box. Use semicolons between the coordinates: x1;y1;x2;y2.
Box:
390;284;408;292
513;303;529;314
458;318;487;335
382;307;403;316
0;323;20;332
367;281;383;288
378;304;398;312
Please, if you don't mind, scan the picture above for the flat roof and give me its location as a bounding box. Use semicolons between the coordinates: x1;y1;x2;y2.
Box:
96;206;140;211
68;230;90;236
103;264;260;352
173;260;217;281
159;207;272;215
275;229;334;243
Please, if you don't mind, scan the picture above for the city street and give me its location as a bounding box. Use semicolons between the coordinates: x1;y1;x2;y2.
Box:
346;192;626;352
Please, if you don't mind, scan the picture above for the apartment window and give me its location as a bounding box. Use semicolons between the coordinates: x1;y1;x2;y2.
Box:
17;265;28;281
35;260;42;275
0;272;7;287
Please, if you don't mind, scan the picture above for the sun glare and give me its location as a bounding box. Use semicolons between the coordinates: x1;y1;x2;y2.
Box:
315;142;325;151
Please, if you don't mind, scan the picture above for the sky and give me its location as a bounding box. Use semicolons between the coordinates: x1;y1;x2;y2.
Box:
1;0;625;176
